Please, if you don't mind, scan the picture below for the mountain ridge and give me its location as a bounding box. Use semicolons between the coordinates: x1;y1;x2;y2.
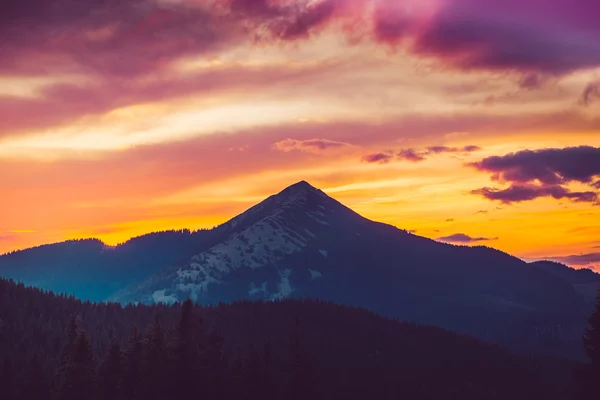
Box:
1;180;597;359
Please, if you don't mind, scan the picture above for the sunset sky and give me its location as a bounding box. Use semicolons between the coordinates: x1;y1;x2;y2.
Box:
1;0;599;270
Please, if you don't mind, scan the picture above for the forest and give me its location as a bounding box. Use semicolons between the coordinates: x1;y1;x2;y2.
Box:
4;277;598;399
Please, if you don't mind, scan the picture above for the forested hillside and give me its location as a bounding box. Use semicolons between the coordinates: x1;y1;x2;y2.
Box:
0;278;577;400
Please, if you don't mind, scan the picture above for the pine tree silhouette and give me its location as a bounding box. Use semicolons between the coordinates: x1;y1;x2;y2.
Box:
55;329;96;400
172;299;205;399
21;355;50;400
123;327;143;400
99;340;123;400
204;329;226;400
578;287;600;399
286;317;320;400
142;316;168;400
1;357;17;400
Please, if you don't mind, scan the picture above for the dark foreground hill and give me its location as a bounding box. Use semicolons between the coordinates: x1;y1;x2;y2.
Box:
0;278;577;400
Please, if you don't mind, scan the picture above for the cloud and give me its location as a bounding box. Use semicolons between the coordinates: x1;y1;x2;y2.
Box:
362;153;393;164
470;146;600;204
0;62;340;138
273;138;352;154
0;232;18;242
369;144;482;164
544;252;600;266
580;81;600;106
445;218;455;222
397;148;426;162
2;0;599;89
427;145;482;154
475;210;488;214
470;146;600;185
472;184;598;204
405;0;600;77
437;233;498;243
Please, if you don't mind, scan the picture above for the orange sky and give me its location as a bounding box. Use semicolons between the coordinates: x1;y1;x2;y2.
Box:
1;0;599;270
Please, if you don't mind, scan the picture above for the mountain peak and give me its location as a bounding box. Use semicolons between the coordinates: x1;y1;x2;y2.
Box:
280;180;318;194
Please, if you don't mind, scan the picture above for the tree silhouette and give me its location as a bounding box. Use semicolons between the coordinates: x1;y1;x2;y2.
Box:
55;329;96;400
1;357;17;400
122;328;143;400
142;316;168;400
578;287;600;399
172;299;205;399
21;355;50;400
99;340;123;400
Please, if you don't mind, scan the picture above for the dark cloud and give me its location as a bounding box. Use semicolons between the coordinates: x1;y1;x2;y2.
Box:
445;218;455;222
518;73;547;90
475;210;488;214
472;184;598;204
362;153;393;164
397;148;426;162
437;233;498;243
379;145;482;163
427;145;481;154
470;146;600;185
544;252;600;266
406;0;600;77
581;81;600;106
470;146;600;204
2;0;598;84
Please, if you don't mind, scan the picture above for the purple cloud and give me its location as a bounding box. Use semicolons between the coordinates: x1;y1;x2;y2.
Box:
437;233;498;243
362;153;393;164
472;184;598;204
397;148;426;162
470;146;600;204
406;0;600;77
581;81;600;106
470;146;600;185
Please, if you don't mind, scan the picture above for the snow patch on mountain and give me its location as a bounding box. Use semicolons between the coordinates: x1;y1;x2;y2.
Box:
309;269;323;280
249;281;268;296
152;290;178;305
271;269;294;300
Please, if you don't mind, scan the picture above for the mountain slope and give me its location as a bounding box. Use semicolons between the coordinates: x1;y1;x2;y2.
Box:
112;181;594;359
0;277;578;400
0;230;215;301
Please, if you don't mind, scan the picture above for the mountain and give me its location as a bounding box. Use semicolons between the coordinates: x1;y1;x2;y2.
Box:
0;181;596;359
0;230;213;301
0;277;578;400
109;181;594;359
530;260;600;303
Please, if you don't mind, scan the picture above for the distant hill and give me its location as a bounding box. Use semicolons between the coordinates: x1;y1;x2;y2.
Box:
0;278;578;400
1;181;597;359
0;230;213;301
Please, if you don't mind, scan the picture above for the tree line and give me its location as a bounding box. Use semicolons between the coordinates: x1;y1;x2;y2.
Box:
1;299;317;400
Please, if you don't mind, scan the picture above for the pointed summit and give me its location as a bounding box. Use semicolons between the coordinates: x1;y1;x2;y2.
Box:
278;180;319;196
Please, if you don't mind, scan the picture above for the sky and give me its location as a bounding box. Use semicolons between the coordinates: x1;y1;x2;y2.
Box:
1;0;599;270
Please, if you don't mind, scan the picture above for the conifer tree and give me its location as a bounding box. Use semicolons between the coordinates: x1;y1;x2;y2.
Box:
172;299;205;399
123;327;143;400
55;329;96;400
286;317;320;400
1;357;17;400
99;340;123;400
204;329;226;400
142;316;168;400
21;355;50;400
578;288;600;399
